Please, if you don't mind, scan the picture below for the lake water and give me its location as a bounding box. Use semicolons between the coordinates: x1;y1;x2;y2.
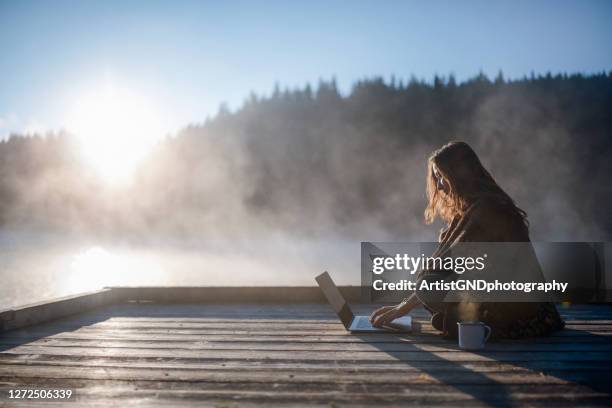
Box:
0;230;361;310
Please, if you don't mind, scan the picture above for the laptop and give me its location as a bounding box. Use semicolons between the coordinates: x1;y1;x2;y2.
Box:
315;271;412;333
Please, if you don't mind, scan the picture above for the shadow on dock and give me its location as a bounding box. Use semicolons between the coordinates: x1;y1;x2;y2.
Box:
358;327;612;407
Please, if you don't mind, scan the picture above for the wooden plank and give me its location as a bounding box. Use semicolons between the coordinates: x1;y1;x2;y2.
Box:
15;327;608;338
3;353;611;372
109;286;364;304
0;323;604;336
16;306;611;322
2;338;612;352
21;321;354;330
8;312;610;331
67;317;612;325
36;301;607;317
3;364;612;387
2;328;611;340
16;319;612;331
0;398;600;408
34;319;612;328
0;289;121;332
4;344;612;362
1;377;609;404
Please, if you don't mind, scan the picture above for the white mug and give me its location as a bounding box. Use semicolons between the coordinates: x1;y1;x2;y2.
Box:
457;321;492;350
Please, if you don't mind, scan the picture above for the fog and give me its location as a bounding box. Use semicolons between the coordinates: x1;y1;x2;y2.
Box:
0;230;359;309
1;73;611;308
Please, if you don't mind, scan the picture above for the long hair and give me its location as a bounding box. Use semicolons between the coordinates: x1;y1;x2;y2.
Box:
424;141;528;226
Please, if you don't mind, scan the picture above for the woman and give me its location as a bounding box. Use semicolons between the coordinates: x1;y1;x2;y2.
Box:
369;141;564;339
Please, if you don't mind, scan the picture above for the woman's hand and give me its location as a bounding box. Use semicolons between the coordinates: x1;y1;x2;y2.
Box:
369;295;420;328
369;305;405;328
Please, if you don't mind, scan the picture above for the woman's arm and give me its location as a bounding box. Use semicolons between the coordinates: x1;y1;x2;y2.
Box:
369;293;421;327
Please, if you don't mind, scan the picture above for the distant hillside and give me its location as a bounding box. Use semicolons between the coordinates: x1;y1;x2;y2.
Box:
2;72;611;241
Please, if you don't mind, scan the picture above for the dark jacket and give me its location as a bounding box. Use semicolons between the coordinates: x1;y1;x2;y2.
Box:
415;196;565;339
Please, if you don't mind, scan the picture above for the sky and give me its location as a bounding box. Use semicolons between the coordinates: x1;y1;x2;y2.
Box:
1;0;611;139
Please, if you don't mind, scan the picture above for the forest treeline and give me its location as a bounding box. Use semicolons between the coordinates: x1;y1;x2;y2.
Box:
1;72;611;241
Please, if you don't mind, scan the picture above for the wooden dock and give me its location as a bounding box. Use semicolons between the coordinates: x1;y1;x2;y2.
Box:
1;287;611;406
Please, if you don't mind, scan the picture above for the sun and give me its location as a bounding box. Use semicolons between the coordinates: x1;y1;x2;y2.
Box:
66;85;164;184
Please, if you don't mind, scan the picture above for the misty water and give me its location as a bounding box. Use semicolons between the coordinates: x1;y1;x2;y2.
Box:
0;230;362;310
4;228;611;310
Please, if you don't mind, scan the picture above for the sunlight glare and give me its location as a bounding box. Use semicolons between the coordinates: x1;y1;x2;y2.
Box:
67;85;164;184
65;246;165;293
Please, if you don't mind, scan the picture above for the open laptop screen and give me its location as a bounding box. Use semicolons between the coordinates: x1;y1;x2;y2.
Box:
315;271;354;329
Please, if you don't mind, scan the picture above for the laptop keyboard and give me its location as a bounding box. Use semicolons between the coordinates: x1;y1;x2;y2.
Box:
354;316;373;329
